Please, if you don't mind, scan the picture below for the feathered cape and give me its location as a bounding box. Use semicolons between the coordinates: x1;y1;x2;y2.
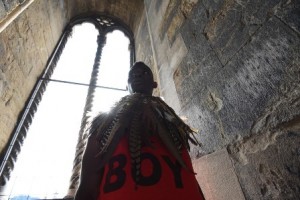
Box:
88;93;200;184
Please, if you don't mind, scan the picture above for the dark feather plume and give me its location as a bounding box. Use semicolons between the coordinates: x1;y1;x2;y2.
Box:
87;93;200;185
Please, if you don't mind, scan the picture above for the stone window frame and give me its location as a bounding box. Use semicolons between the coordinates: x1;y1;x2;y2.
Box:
0;13;135;194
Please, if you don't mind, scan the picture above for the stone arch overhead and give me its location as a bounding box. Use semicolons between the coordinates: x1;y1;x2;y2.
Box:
67;12;136;65
69;12;134;39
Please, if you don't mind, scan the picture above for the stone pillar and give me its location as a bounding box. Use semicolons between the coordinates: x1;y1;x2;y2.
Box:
129;41;135;67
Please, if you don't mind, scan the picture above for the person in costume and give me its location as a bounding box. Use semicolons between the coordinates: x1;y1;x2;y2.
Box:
75;62;205;200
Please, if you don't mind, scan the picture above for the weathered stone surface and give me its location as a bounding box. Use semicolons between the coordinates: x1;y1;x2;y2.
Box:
158;0;177;40
175;51;222;106
2;0;19;12
165;2;300;198
13;15;35;76
180;2;211;60
202;17;300;142
47;0;68;43
173;2;224;151
70;0;145;37
142;0;185;112
202;0;282;65
0;70;7;100
219;16;300;199
27;0;56;59
0;27;19;154
193;148;245;200
0;110;16;156
276;0;300;33
180;90;224;156
158;0;199;45
135;12;154;68
134;10;160;96
230;132;300;200
24;1;50;68
0;0;67;154
0;1;6;19
0;33;12;73
174;1;220;106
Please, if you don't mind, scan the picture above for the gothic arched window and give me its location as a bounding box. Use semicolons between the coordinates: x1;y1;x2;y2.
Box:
0;14;134;199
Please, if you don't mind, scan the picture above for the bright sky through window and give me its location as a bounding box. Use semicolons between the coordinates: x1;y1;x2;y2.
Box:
93;30;130;114
1;23;130;199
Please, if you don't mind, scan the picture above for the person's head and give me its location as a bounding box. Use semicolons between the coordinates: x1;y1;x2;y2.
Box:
127;62;157;95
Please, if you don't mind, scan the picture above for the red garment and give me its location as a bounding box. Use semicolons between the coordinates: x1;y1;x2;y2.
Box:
98;135;204;200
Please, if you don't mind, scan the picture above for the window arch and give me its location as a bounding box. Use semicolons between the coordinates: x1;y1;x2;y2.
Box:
0;14;134;198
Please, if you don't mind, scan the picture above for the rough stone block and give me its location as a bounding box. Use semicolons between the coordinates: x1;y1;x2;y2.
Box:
13;14;37;74
48;0;67;43
207;17;300;140
178;14;300;156
174;2;224;107
0;26;14;67
4;21;31;77
0;70;8;99
231;132;300;200
2;0;19;12
175;51;222;107
167;11;185;45
202;0;282;65
135;14;154;66
174;66;196;106
193;148;245;200
179;90;224;156
161;0;199;45
0;76;12;105
24;1;50;65
0;0;6;19
276;0;300;33
26;0;55;59
158;0;178;40
0;112;15;152
180;1;212;61
0;33;11;73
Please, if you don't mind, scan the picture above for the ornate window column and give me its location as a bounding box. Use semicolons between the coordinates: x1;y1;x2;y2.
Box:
67;33;106;196
66;14;135;197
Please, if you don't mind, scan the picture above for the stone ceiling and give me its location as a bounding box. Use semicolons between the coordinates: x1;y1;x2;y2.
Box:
65;0;145;34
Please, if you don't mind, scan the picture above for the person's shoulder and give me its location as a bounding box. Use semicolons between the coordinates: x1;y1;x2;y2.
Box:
88;112;107;136
92;112;108;122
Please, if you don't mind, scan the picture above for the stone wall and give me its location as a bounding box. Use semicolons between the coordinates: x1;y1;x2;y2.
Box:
140;0;300;199
0;0;26;19
0;0;68;155
134;6;160;96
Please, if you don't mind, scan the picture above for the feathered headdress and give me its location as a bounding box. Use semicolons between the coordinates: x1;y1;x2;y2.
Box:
88;93;200;185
